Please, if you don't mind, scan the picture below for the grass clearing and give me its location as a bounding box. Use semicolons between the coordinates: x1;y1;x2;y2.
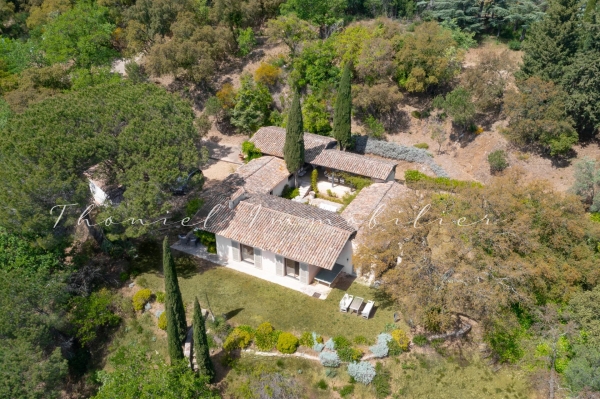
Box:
132;239;403;339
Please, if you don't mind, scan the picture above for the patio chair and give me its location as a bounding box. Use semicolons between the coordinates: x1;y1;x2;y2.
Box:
339;293;354;312
361;300;375;319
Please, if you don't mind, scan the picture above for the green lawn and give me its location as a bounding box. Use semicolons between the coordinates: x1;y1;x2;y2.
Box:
132;239;403;340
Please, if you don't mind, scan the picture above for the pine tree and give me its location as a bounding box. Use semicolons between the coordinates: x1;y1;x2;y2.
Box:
520;0;581;82
332;60;352;150
283;90;305;186
163;236;187;362
193;298;215;382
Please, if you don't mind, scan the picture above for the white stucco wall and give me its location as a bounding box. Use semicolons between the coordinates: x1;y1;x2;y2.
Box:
260;249;278;276
271;177;290;197
335;240;354;275
216;235;230;261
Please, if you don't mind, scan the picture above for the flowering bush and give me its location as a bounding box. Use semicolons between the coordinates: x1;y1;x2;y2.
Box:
132;289;152;311
391;329;410;351
347;361;377;385
299;331;314;347
223;327;252;351
277;332;299;354
319;351;341;367
157;312;167;330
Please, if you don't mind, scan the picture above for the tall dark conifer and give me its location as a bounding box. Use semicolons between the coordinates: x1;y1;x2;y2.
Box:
284;90;305;186
332;60;352;150
520;0;580;82
193;298;215;382
163;236;187;361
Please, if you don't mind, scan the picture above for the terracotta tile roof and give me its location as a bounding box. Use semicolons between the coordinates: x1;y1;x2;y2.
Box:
199;157;290;215
250;126;337;161
202;194;356;270
341;181;410;232
311;150;396;180
235;156;291;194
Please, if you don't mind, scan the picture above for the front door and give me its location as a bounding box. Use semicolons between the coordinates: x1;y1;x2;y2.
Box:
285;258;299;278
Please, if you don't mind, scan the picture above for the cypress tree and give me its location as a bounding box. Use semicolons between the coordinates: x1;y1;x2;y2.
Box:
283;90;305;186
193;297;215;382
163;236;187;361
332;60;352;150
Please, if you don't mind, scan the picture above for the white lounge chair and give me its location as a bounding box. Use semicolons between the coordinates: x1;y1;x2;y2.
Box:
361;300;375;319
339;293;354;312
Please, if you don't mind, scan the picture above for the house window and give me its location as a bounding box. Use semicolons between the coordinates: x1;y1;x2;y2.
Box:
240;244;254;263
285;258;299;278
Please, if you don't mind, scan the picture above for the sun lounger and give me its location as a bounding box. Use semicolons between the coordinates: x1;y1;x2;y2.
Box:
339;293;354;312
361;300;375;319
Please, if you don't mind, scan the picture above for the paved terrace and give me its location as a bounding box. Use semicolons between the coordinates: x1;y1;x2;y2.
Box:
171;241;333;300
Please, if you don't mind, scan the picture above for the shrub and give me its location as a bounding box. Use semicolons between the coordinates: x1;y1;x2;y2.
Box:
277;332;299;354
310;169;318;193
155;291;165;303
281;185;300;199
132;288;152;311
255;322;279;351
237;325;256;338
339;173;372;191
185;198;203;218
254;62;281;86
338;347;364;362
411;110;422;119
387;339;402;356
391;329;410;351
412;334;428;346
347;361;377;385
373;362;391;398
216;83;236;111
68;288;120;345
414;143;429;149
316;379;328;390
340;384;355;398
241;141;262;162
353;135;448;177
591;213;600;223
314;332;324;344
319;351;341;367
404;169;483;190
313;343;325;352
508;40;522;51
370;333;393;358
237;27;256;56
488;150;509;173
158;312;167;330
324;338;335;351
364;115;385;139
300;331;315;347
223;327;252;351
194;229;217;253
354;335;368;345
333;336;352;350
207;315;231;339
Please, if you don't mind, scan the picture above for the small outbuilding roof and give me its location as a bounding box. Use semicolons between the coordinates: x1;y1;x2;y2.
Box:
202;194;356;270
311;149;396;180
250;126;337;161
341;181;410;232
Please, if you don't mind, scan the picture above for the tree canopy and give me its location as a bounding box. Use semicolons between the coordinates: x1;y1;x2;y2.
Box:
0;82;206;246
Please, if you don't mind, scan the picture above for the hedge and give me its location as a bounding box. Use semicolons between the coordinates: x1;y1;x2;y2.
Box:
404;170;483;190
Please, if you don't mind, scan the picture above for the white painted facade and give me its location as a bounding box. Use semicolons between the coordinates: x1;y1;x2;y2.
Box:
215;233;354;287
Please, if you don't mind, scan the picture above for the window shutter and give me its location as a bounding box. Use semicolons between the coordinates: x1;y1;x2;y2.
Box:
275;255;284;276
254;248;262;269
231;240;240;261
299;262;309;284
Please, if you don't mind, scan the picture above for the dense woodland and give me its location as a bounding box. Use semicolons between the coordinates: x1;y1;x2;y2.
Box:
1;0;600;397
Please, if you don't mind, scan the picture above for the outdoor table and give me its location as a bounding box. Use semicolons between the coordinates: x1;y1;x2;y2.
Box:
349;297;364;315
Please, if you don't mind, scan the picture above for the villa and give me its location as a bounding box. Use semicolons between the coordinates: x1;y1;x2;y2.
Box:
176;127;407;298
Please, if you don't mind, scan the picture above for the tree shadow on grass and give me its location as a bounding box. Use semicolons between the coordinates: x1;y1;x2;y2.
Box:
371;288;396;311
224;308;244;320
